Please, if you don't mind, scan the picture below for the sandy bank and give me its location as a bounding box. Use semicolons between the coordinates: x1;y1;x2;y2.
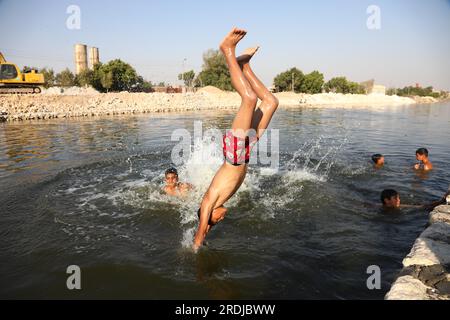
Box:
0;86;438;122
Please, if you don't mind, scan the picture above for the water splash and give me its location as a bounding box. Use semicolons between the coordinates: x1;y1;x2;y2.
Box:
284;136;347;181
126;157;133;173
175;135;224;248
50;130;347;250
173;132;346;248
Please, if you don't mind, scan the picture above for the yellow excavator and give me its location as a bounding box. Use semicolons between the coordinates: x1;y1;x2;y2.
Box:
0;52;45;94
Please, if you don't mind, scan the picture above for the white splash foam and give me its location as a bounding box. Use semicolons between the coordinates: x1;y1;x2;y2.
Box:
181;226;196;249
282;168;325;183
58;132;345;249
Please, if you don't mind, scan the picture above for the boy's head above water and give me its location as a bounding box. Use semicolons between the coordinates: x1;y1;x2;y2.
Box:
164;167;178;186
371;154;384;166
414;147;433;171
381;189;400;208
416;148;429;161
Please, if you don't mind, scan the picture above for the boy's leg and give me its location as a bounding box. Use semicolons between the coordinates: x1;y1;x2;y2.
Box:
237;49;279;138
220;28;258;137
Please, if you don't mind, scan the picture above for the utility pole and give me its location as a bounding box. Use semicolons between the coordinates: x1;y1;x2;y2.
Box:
182;58;187;86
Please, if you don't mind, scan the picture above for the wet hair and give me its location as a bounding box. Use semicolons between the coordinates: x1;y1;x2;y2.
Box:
380;189;399;205
165;167;178;176
371;154;383;164
416;148;429;157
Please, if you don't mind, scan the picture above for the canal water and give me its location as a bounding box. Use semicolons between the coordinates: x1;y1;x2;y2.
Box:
0;103;449;299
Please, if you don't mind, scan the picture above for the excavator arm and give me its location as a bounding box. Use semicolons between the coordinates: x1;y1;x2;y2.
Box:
0;52;6;64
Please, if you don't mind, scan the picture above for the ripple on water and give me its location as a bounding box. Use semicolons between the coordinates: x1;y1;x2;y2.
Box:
1;105;449;298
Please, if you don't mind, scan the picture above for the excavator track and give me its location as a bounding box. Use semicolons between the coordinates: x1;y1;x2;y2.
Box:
0;87;41;94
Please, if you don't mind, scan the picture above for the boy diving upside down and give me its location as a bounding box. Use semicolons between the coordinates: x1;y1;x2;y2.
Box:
193;28;279;251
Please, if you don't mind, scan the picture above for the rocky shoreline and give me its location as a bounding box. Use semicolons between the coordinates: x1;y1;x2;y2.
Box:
0;86;436;122
385;204;450;300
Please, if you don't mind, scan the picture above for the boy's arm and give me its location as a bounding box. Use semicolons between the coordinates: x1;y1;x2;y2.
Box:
400;204;424;209
184;182;194;190
193;206;213;251
423;191;449;210
422;202;440;210
193;194;218;251
405;198;446;211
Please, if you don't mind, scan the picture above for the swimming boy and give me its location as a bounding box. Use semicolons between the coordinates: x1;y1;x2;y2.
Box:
193;28;279;251
371;154;385;168
414;148;433;171
380;189;448;210
380;189;402;209
163;168;193;197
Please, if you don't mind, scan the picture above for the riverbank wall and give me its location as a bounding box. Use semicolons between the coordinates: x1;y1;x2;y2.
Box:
385;204;450;300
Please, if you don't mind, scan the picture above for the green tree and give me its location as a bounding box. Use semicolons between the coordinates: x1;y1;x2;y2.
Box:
92;59;140;92
324;77;347;93
141;80;153;92
196;49;232;91
348;81;365;94
273;68;304;92
157;82;166;87
395;85;440;98
324;77;363;94
386;88;396;96
130;76;153;92
100;71;113;92
193;76;202;88
76;69;94;87
178;70;195;87
39;67;55;88
300;70;324;94
55;68;76;87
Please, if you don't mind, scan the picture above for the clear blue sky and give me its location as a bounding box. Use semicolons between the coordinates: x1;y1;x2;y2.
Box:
1;0;449;90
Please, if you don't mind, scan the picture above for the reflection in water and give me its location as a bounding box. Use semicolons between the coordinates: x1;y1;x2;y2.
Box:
3;123;52;165
413;168;431;181
0;117;142;178
195;250;238;299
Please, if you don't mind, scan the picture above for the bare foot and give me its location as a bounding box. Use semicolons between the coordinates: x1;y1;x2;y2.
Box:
237;46;259;66
220;27;247;56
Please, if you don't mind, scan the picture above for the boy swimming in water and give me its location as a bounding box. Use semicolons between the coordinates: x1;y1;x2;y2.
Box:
414;148;433;171
163;168;193;197
380;189;402;209
371;154;385;168
380;188;448;211
193;28;279;251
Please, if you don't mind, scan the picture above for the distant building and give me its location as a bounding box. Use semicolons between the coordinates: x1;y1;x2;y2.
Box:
152;86;183;93
360;79;386;95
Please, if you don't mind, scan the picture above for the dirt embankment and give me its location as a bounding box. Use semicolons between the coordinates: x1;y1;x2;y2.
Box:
1;85;438;122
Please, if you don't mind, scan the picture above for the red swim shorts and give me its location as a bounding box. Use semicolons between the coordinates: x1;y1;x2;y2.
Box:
222;130;259;166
